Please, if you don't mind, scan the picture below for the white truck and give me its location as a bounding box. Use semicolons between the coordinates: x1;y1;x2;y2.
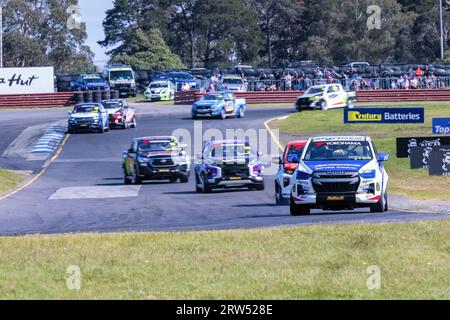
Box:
295;83;356;111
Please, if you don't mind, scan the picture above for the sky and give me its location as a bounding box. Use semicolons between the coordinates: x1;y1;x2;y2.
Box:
78;0;115;67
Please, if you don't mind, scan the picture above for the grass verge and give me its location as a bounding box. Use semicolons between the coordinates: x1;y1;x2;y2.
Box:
0;169;27;194
273;103;450;201
0;221;449;299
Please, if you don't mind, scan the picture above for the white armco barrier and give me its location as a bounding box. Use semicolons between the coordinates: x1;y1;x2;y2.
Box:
0;66;54;94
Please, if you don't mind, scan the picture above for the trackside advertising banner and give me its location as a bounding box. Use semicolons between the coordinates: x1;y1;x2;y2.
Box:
0;67;54;94
396;136;450;158
344;108;424;124
429;149;450;176
432;118;450;135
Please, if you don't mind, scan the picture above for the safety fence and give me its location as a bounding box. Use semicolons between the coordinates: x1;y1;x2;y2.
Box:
2;88;450;109
175;89;450;105
0;90;124;109
245;77;450;92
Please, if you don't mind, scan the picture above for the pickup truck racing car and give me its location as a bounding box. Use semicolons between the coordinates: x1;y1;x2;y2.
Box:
102;99;137;129
68;103;109;133
192;91;246;120
71;75;110;91
144;80;176;101
295;84;356;111
274;140;307;205
123;136;190;184
195;140;264;193
289;136;389;216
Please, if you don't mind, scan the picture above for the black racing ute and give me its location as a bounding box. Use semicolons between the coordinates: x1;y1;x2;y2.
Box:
123;136;190;184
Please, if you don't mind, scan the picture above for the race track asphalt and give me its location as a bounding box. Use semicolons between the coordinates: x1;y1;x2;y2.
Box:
0;104;449;236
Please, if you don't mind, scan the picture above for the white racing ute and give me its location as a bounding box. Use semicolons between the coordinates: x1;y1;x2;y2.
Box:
295;83;356;111
289;136;389;216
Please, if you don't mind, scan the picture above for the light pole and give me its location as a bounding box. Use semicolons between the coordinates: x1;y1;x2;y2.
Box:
440;0;445;61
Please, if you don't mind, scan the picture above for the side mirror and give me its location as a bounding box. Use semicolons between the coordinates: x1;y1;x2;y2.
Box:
287;154;299;163
68;111;72;115
378;152;389;162
122;151;129;158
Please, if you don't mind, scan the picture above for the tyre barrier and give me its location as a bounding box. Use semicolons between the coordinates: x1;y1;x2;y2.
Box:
74;92;84;104
111;90;120;99
83;91;93;103
102;90;111;100
93;91;102;103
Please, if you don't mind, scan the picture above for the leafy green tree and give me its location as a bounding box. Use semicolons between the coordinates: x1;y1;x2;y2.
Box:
111;28;185;69
2;0;94;73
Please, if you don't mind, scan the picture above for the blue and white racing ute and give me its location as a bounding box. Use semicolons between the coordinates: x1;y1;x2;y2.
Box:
192;91;246;120
289;136;389;216
195;140;265;193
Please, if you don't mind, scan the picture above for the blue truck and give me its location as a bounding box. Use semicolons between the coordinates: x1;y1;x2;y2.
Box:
192;91;247;120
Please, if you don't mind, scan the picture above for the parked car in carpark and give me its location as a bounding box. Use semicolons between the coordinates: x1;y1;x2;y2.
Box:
220;74;247;92
289;136;389;216
123;136;190;184
195;140;265;193
192;91;247;120
295;84;356;111
71;75;110;91
144;80;176;101
274;140;308;205
156;72;198;91
102;99;137;129
68;103;109;133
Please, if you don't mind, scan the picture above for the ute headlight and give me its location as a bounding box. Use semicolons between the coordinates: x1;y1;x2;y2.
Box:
172;156;186;165
360;170;376;179
296;171;312;180
137;156;148;163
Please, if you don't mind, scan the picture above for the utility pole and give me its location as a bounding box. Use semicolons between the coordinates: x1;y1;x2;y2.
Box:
440;0;445;61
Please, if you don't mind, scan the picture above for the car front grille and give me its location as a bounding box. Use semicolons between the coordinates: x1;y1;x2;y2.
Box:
76;118;94;124
312;171;360;193
150;157;175;167
296;98;310;106
221;164;249;179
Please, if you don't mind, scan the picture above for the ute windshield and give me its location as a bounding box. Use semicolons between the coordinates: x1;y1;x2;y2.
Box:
304;140;373;161
84;77;102;84
201;94;222;101
138;140;178;153
103;101;123;109
306;87;325;95
207;143;255;161
150;83;168;89
73;105;99;113
286;145;305;162
223;78;244;84
110;70;133;81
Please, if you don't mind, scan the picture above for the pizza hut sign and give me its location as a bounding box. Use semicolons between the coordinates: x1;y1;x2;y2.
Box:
0;67;54;94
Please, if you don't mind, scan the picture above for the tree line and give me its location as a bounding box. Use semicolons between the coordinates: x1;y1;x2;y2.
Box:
100;0;450;69
2;0;450;73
